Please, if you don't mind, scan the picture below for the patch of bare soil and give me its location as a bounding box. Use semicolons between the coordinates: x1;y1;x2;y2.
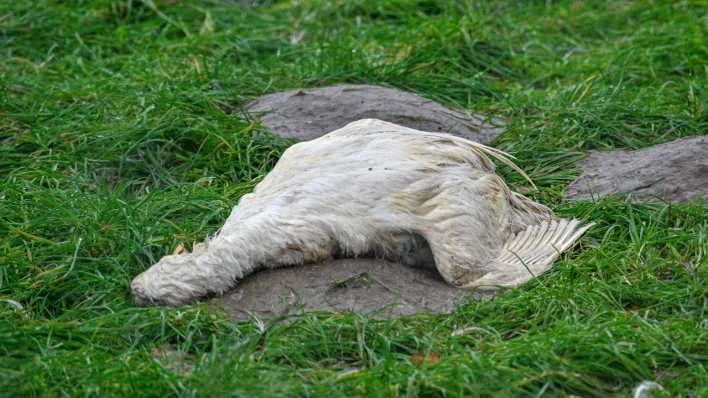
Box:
213;259;478;322
246;84;504;143
564;136;707;203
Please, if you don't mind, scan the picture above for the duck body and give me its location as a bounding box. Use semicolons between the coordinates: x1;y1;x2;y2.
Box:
131;119;592;306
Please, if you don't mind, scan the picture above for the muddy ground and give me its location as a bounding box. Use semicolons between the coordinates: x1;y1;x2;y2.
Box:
213;258;477;322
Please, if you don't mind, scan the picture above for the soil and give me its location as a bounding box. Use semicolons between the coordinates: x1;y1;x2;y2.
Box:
212;258;480;322
564;136;707;203
246;84;505;143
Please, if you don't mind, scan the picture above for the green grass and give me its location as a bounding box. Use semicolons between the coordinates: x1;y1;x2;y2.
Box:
1;0;706;396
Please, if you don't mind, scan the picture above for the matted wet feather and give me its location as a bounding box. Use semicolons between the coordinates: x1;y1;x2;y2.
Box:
131;119;593;307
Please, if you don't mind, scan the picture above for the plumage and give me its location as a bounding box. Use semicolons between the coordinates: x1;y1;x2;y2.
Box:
131;119;593;306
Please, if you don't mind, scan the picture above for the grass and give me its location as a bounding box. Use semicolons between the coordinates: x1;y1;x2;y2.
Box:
0;0;706;396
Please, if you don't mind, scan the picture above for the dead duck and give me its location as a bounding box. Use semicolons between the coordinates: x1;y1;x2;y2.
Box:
131;119;593;306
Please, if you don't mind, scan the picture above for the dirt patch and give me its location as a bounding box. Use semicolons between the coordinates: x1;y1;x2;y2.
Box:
213;259;477;322
564;136;707;203
246;84;504;143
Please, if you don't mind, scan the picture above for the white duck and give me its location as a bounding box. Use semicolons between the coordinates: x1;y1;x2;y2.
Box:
131;119;592;306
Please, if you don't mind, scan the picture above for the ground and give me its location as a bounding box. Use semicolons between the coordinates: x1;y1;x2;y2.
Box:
0;1;706;397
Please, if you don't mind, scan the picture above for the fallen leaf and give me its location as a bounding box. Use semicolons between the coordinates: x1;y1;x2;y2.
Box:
411;350;439;366
172;244;187;256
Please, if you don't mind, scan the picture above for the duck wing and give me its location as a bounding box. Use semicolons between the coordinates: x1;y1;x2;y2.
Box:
463;218;593;290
